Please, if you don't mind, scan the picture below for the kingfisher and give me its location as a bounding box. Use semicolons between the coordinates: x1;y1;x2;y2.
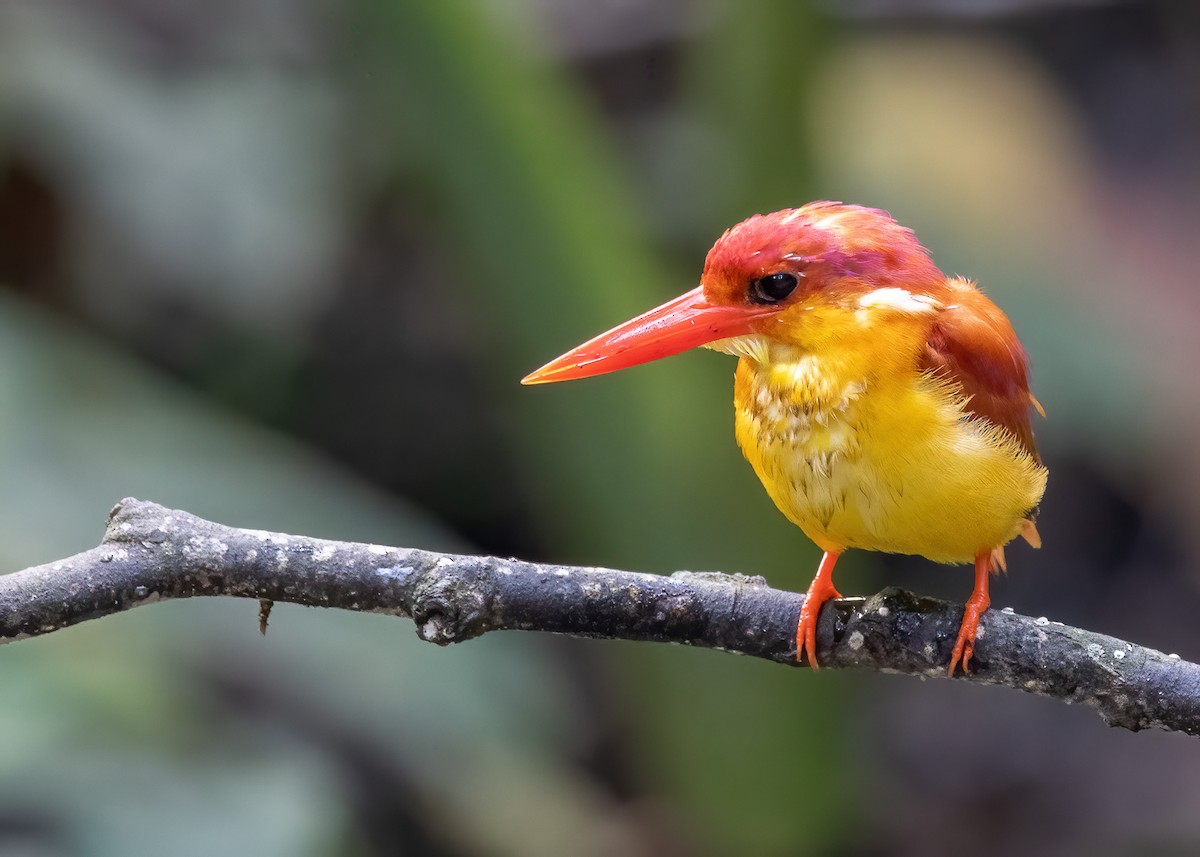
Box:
523;202;1047;675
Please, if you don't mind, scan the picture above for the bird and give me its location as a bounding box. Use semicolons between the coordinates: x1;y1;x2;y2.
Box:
521;202;1047;676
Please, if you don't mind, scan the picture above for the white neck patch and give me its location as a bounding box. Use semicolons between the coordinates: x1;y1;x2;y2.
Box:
857;287;940;314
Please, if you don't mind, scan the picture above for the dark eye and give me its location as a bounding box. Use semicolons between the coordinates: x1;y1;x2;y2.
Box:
750;272;800;304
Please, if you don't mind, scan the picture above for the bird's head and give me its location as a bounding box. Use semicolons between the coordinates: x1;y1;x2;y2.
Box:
522;202;945;384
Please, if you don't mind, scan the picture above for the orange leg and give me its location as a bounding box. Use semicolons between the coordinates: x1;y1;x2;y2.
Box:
796;551;841;669
948;552;992;676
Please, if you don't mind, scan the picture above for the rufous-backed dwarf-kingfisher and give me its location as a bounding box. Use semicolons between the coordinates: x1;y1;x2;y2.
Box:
522;202;1047;676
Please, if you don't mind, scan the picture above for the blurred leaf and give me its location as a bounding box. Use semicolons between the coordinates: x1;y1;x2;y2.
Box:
0;292;665;857
685;0;831;218
345;3;854;854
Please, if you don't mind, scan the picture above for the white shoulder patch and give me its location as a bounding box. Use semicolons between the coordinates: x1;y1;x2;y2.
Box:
856;288;940;313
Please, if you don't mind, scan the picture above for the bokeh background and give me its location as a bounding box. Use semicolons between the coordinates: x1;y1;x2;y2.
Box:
1;0;1199;854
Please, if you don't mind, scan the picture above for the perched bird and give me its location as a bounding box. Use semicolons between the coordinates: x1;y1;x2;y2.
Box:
522;202;1047;675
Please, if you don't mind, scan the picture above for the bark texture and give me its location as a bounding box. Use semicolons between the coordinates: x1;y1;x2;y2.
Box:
2;498;1197;737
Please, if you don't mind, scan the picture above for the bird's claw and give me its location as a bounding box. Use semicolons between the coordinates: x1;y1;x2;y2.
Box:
947;602;985;676
796;552;842;670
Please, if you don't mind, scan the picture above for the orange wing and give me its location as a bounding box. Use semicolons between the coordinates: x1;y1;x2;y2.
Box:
920;279;1041;464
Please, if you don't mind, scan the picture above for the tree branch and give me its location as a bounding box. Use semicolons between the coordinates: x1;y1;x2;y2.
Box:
3;498;1197;737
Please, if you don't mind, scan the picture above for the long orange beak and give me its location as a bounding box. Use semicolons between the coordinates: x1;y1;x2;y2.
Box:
522;286;775;385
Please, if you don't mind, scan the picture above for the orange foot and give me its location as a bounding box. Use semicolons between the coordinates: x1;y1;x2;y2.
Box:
948;552;992;676
796;551;841;669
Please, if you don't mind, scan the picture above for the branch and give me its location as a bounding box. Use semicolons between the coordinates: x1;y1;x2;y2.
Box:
3;498;1198;737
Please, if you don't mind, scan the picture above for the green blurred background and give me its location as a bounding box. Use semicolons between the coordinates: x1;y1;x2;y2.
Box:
1;0;1199;854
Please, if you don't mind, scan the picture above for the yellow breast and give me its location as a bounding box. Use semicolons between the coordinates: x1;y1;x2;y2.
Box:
729;338;1047;564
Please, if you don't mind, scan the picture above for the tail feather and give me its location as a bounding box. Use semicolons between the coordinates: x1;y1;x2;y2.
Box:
1020;518;1042;549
